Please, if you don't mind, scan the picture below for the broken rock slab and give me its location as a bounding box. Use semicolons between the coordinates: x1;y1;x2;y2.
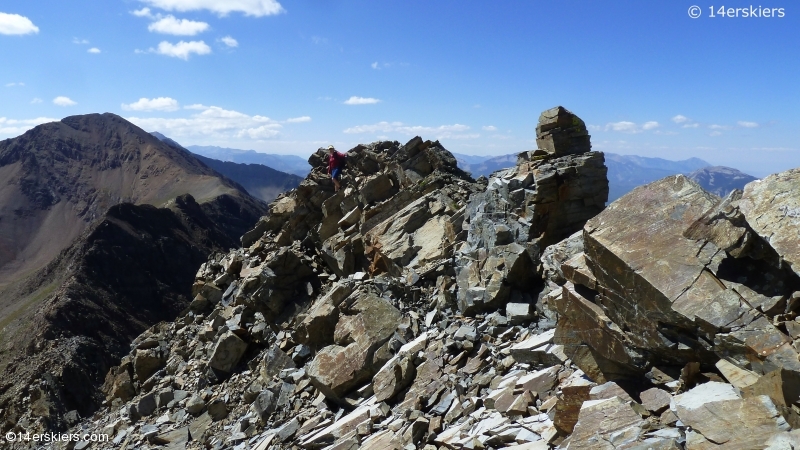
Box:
568;396;646;449
671;381;791;448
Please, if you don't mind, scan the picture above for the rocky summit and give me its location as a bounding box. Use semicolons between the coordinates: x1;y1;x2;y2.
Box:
25;106;800;450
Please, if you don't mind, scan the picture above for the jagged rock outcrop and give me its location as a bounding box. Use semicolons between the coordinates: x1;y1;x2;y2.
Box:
44;107;619;450
455;107;608;314
49;107;800;450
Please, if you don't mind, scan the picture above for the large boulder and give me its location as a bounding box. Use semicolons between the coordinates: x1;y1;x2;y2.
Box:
737;167;800;277
306;293;401;401
557;174;800;382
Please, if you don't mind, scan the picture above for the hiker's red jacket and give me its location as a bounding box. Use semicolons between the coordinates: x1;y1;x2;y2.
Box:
327;151;346;174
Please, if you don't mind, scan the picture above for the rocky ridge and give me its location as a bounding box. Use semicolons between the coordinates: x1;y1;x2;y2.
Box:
38;106;800;450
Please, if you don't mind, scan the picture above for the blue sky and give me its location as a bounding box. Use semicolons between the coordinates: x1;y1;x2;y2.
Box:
0;1;797;176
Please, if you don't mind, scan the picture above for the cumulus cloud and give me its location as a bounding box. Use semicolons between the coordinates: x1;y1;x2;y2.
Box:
72;37;89;44
344;96;380;105
220;36;238;47
482;125;497;131
604;121;660;133
132;7;154;17
286;116;311;123
127;105;283;141
153;40;211;59
605;121;638;133
709;124;730;130
88;47;101;53
53;96;77;106
737;121;759;128
138;0;285;17
0;12;39;35
671;114;700;128
5;82;24;87
671;115;689;124
0;116;58;136
343;122;478;139
122;97;180;112
148;15;209;35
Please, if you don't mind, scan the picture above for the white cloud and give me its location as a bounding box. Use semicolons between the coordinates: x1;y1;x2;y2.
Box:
122;97;180;112
587;124;602;132
132;7;154;17
72;37;89;44
371;62;379;69
30;98;42;104
604;121;660;133
138;0;285;17
482;125;497;131
709;124;730;130
672;114;701;128
605;121;638;133
220;36;238;47
286;116;311;123
127;105;283;141
671;115;689;124
343;121;477;140
184;103;208;110
153;40;211;59
53;96;77;106
737;121;758;128
0;116;58;136
148;15;209;35
0;12;39;35
88;47;101;54
5;82;24;87
344;96;380;105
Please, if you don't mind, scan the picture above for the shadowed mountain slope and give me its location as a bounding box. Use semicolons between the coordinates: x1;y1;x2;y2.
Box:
186;144;310;177
0;114;269;431
151;132;303;203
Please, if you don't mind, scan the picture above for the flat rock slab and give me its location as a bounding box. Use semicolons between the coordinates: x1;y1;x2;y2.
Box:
568;396;645;450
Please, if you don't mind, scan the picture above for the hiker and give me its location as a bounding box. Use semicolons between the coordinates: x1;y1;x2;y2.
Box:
327;145;346;192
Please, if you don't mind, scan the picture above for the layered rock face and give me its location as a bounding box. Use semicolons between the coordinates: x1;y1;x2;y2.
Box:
455;107;608;314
